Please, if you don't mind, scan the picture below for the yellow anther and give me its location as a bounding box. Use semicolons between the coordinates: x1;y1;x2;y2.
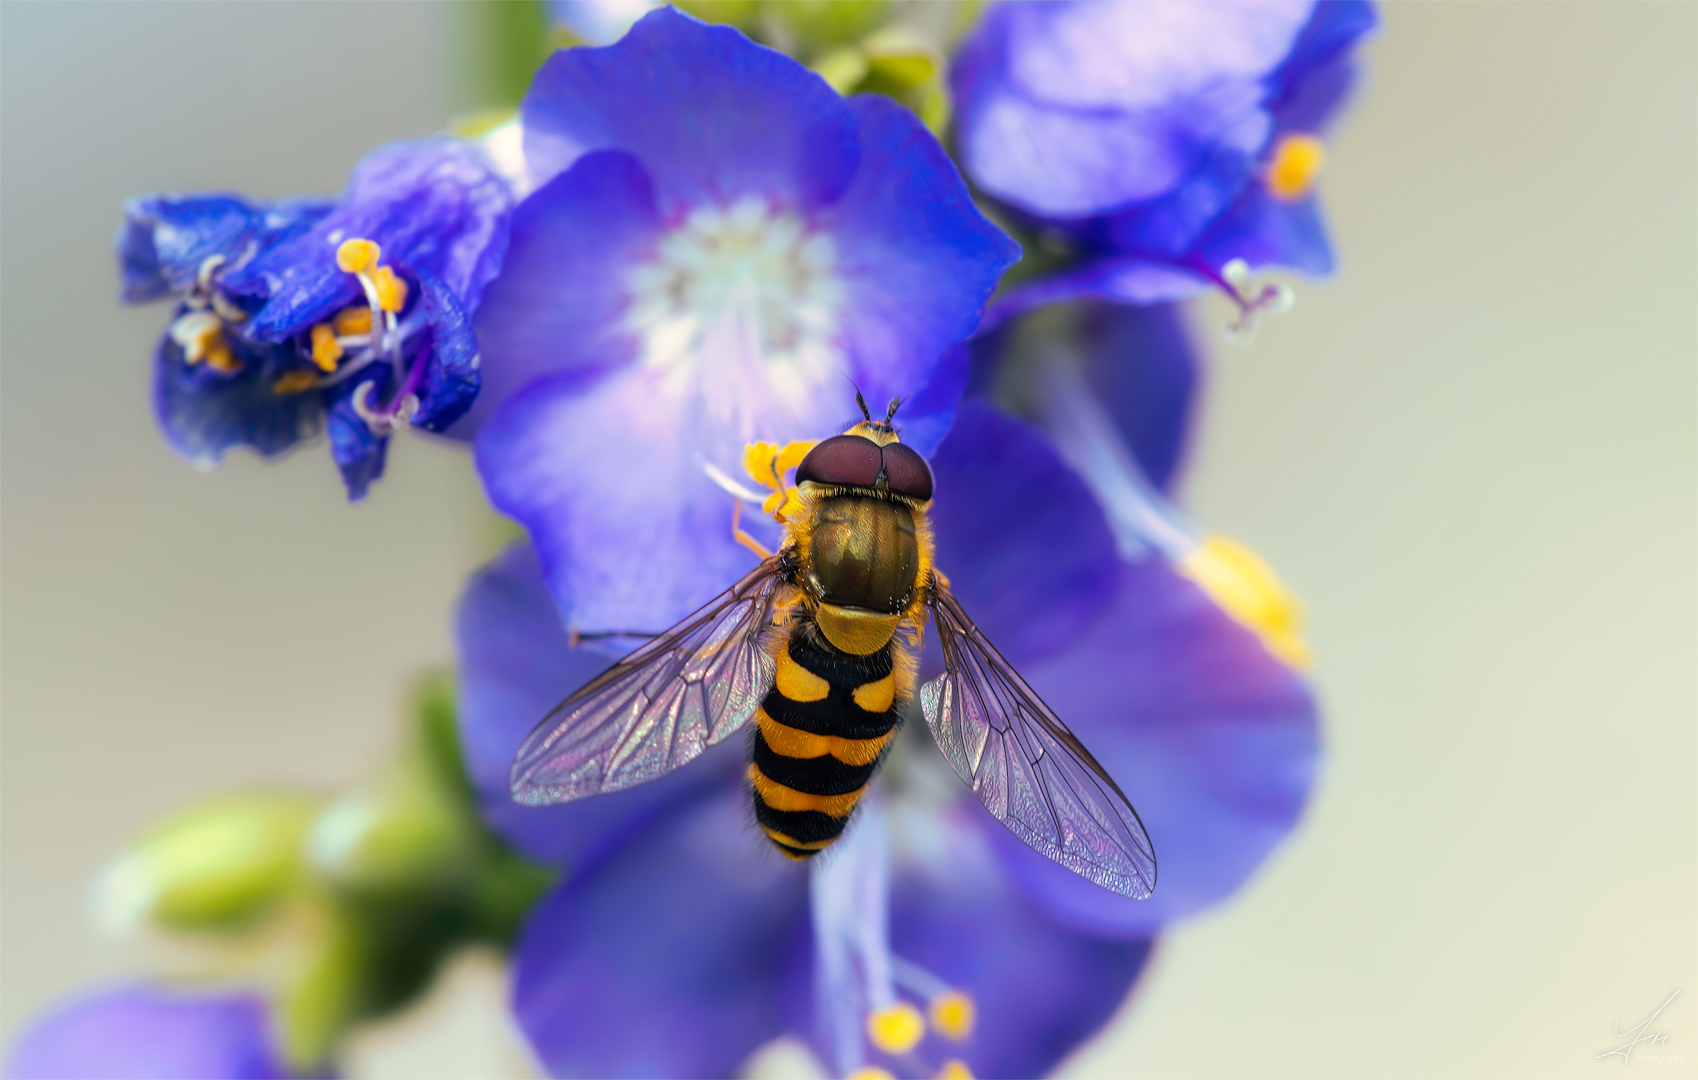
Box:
309;323;343;371
928;990;975;1041
335;238;381;274
744;441;782;490
1180;535;1313;669
272;371;321;395
369;265;408;313
333;306;373;336
170;311;240;374
775;439;814;478
1266;133;1326;203
866;1002;926;1055
936;1061;974;1080
847;1070;897;1080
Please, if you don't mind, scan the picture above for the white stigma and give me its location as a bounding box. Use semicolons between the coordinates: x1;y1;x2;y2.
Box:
624;196;844;441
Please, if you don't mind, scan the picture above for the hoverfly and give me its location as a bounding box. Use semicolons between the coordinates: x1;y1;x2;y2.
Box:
510;396;1156;899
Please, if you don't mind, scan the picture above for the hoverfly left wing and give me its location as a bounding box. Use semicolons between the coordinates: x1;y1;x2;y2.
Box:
511;554;790;805
921;578;1157;899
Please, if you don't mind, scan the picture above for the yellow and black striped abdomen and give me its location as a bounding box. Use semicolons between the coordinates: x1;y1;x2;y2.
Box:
749;624;903;860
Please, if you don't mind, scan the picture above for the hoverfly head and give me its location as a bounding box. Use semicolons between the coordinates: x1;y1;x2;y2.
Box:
797;395;933;501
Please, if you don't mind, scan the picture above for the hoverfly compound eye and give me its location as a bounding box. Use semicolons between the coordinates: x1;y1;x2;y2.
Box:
880;443;933;501
795;435;884;489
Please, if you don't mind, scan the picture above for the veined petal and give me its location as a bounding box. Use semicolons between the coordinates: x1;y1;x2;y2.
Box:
522;8;860;213
475;366;772;633
230;138;514;340
453;150;662;437
885;795;1155;1080
3;985;286;1080
927;404;1119;665
409;267;481;432
454;544;745;866
511;788;809;1079
116;194;330;304
992;557;1319;935
817;96;1021;412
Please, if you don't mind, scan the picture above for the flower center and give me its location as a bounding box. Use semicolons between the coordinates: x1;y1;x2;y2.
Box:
624;196;844;441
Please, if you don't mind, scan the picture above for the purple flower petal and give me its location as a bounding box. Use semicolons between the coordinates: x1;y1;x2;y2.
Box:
522;9;860;213
3;985;286;1080
886;797;1154;1079
455;544;745;866
1194;184;1336;277
512;788;810;1079
229;137;514;340
953;1;1313;217
987;259;1210;328
116;194;331;305
992;556;1319;935
151;318;324;467
409;267;481;432
475;367;776;633
816;96;1021;404
324;373;390;503
453;150;661;437
928;404;1119;665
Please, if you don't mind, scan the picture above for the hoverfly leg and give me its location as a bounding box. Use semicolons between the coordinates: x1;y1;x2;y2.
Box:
732;499;774;559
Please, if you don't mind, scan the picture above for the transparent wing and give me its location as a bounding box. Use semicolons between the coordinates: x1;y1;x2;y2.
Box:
921;579;1157;899
510;554;789;805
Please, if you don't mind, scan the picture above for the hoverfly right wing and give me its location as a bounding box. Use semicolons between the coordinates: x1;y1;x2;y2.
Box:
921;578;1157;899
510;554;790;805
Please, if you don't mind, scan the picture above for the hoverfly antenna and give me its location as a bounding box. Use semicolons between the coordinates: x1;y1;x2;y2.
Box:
854;388;873;423
884;396;902;425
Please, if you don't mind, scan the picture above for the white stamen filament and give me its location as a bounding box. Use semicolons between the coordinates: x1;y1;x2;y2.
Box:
811;790;897;1077
1033;360;1200;561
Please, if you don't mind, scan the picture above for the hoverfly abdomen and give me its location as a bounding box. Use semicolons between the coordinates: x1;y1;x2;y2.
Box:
749;627;905;860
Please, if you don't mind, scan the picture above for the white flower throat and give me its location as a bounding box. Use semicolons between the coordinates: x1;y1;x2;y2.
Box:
624;196;844;442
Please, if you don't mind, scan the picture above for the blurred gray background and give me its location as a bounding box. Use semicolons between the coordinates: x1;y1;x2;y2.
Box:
2;3;1693;1078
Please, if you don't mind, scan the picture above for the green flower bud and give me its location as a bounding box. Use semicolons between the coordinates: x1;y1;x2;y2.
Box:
675;0;763;32
769;0;891;52
92;792;319;934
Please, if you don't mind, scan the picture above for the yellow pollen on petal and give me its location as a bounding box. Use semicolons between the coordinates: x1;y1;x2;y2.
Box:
309;324;343;371
847;1070;897;1080
272;371;321;395
333;305;373;336
369;265;408;313
928;990;976;1041
1180;535;1313;670
866;1003;926;1055
1266;133;1327;203
335;238;381;274
937;1062;974;1080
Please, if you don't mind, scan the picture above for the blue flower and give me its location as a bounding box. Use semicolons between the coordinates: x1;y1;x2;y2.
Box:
120;137;515;499
3;985;288;1080
464;8;1020;633
454;404;1318;1077
952;0;1377;324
